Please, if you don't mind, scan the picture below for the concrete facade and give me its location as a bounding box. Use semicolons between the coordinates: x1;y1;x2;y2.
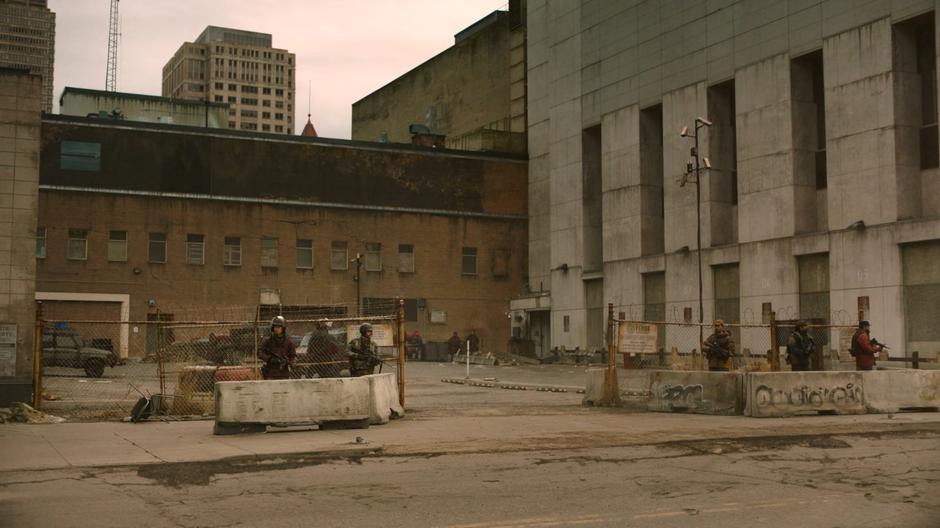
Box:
0;0;54;113
162;26;295;134
0;69;39;405
59;87;229;128
351;5;527;154
522;0;940;359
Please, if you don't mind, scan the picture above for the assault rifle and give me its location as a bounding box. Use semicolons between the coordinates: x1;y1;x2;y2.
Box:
870;338;890;350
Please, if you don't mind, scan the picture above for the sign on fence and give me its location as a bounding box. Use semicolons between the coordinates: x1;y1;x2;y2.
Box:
346;323;395;346
618;322;658;355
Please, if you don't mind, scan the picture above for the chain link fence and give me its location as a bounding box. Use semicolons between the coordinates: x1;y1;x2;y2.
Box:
35;309;404;422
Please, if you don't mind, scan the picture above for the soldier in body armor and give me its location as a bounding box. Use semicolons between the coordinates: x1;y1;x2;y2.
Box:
786;321;815;371
347;323;380;377
259;316;296;380
702;319;735;372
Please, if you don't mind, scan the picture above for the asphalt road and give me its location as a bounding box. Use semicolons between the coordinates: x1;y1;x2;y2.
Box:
1;425;938;528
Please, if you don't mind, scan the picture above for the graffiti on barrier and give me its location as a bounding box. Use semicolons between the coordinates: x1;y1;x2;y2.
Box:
662;384;705;406
754;383;862;408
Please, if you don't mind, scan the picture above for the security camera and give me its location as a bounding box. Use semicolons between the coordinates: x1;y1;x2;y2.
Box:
680;126;689;137
703;157;712;169
696;117;713;126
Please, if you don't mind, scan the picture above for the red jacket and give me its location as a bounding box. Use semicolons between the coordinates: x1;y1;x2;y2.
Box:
851;329;878;370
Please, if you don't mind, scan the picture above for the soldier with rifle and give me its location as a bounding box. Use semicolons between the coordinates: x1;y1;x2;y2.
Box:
347;323;382;377
702;319;736;372
259;316;296;380
786;320;815;371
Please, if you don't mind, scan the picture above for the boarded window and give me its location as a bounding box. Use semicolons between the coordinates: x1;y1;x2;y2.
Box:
398;244;415;273
462;247;477;275
148;233;167;263
365;242;382;271
902;241;940;346
224;236;241;266
186;234;205;265
261;237;278;268
330;241;347;270
491;248;510;278
296;239;313;269
67;228;87;260
108;230;127;262
60;141;101;172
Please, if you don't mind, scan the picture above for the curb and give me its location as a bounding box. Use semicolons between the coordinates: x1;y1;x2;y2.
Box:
441;377;585;394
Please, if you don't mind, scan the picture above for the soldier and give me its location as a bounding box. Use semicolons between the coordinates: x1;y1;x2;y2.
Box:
347;323;380;377
446;331;462;361
702;319;735;372
467;330;480;354
786;320;815;372
851;320;882;371
259;316;296;380
308;321;343;378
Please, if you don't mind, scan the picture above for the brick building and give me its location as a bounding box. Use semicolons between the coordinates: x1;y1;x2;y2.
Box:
36;116;527;358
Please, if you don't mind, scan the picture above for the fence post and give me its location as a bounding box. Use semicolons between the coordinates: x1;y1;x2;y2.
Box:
603;303;620;405
912;351;919;369
769;311;779;371
156;309;166;410
32;301;43;409
253;305;260;374
397;299;405;408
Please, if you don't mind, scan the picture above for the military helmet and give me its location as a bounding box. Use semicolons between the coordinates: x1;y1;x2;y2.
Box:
359;323;372;336
271;315;287;330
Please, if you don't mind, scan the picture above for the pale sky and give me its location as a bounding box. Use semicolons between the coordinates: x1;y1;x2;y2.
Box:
48;0;509;139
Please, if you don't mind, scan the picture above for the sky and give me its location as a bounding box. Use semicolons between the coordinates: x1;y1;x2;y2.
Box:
48;0;509;139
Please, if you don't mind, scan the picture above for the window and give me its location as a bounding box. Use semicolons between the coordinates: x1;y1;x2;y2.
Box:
274;113;284;120
241;97;257;106
240;109;257;118
186;234;205;265
228;83;237;91
261;237;278;268
461;247;477;275
60;141;100;171
398;244;414;273
365;242;382;271
296;239;313;269
262;124;270;131
214;82;223;90
224;237;241;266
262;100;271;107
148;233;167;263
35;227;45;259
330;241;348;270
491;248;509;278
262;112;271;119
108;230;127;261
563;315;570;332
67;229;87;260
227;96;236;103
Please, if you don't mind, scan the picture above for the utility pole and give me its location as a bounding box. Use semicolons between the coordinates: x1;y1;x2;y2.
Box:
106;0;120;91
352;253;363;316
680;117;712;347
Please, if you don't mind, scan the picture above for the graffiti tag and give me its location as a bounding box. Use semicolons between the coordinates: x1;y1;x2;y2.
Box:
754;383;863;408
662;384;705;406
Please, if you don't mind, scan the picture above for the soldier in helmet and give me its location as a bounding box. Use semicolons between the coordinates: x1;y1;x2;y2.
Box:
702;319;735;372
347;323;380;377
259;315;296;380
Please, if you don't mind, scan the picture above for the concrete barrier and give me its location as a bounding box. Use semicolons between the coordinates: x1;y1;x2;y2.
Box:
368;373;405;424
214;375;401;434
745;372;865;417
582;368;651;406
648;371;744;415
862;370;940;412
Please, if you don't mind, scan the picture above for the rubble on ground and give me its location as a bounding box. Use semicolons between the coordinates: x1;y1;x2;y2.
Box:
0;402;66;424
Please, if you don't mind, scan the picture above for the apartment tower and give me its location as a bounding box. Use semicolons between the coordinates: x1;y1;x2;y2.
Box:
0;0;55;112
162;26;295;134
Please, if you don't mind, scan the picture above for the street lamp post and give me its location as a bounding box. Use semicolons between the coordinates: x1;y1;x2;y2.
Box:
352;253;363;316
680;117;712;347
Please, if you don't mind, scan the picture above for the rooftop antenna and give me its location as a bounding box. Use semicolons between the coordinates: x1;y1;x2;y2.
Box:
106;0;120;91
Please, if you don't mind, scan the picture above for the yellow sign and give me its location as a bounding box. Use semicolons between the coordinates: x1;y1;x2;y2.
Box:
618;322;658;355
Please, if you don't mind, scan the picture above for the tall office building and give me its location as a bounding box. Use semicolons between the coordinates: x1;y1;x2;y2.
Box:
0;0;55;113
162;26;295;134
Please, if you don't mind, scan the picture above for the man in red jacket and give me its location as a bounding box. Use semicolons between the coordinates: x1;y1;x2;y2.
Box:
850;320;882;371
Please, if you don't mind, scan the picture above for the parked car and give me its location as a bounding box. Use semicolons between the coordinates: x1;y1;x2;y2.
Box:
41;328;118;378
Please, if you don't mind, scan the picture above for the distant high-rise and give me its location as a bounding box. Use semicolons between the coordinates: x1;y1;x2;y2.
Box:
162;26;295;134
0;0;55;112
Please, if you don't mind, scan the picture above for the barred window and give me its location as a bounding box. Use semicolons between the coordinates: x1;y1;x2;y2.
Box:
148;233;166;263
461;247;477;275
108;230;127;262
365;242;382;271
261;237;278;268
67;229;87;260
330;241;348;270
296;239;313;269
398;244;414;273
224;236;241;266
186;234;205;265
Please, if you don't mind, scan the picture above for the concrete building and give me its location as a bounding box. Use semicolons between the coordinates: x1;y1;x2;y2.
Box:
0;0;54;113
36;115;527;358
162;26;295;134
514;0;940;361
352;2;527;153
60;87;229;128
0;68;41;405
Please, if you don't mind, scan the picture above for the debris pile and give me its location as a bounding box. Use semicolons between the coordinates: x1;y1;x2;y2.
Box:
0;402;66;424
